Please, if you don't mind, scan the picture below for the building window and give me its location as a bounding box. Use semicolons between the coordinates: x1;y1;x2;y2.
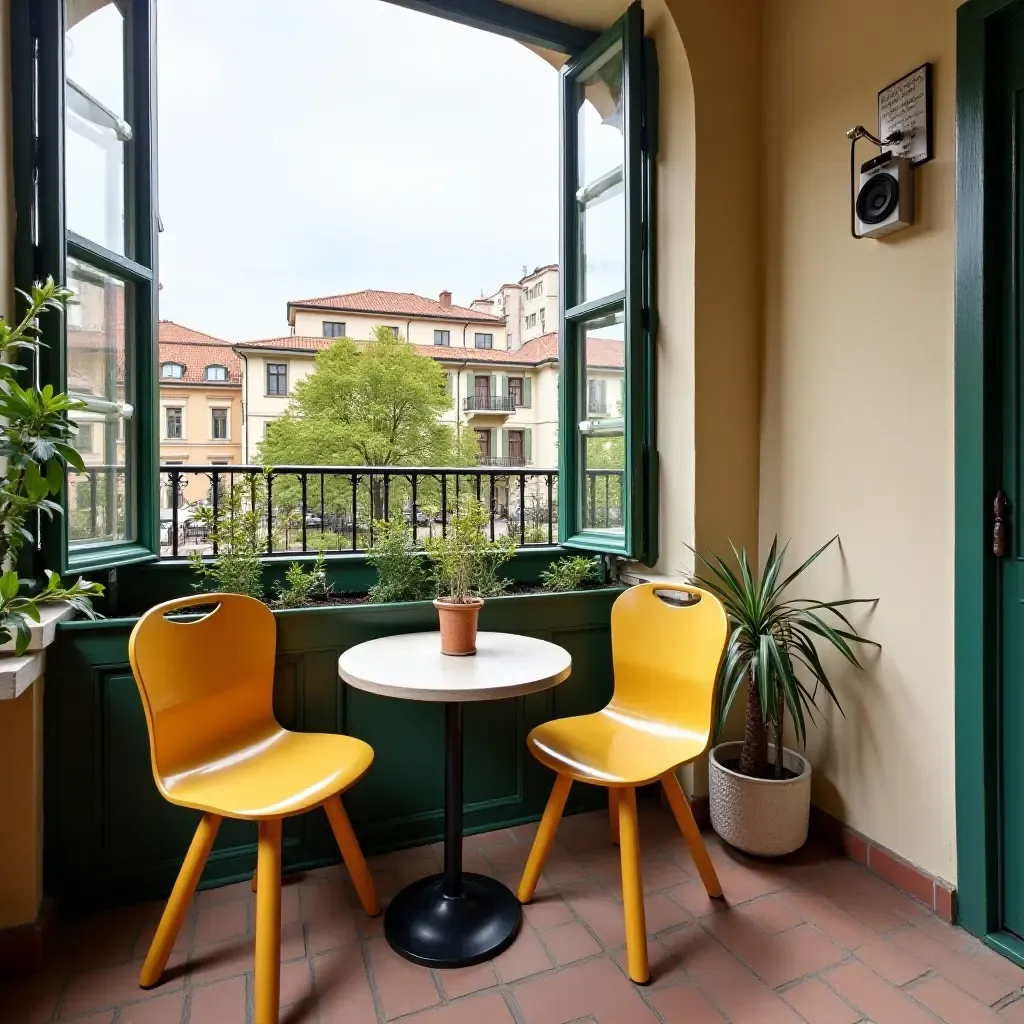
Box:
540;309;546;332
267;363;288;395
475;333;494;350
386;326;400;338
507;377;524;407
165;407;184;440
475;428;491;460
211;408;228;440
508;430;524;465
208;459;230;502
161;362;184;379
204;364;227;381
323;321;346;338
526;313;536;329
587;379;607;415
434;330;450;346
74;423;95;453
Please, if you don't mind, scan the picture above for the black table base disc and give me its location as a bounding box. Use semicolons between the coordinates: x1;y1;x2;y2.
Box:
384;872;523;968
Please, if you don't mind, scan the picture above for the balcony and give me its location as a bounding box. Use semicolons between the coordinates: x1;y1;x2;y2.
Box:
462;394;516;416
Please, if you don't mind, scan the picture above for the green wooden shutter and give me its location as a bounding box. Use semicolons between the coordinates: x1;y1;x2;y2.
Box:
490;374;497;399
490;428;498;458
464;373;473;406
499;374;507;398
524;377;532;408
524;428;533;463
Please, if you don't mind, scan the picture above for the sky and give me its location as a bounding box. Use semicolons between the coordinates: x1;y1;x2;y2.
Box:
152;0;561;341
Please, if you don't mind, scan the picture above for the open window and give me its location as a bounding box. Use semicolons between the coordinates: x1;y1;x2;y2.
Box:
15;0;159;573
558;2;657;564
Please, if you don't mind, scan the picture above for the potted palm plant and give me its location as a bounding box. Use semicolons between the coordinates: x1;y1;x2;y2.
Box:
692;536;877;856
424;495;515;655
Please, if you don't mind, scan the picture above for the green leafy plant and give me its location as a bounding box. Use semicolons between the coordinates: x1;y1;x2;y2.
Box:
367;515;430;604
692;536;878;780
424;496;515;603
541;554;601;593
0;278;103;651
273;550;331;608
188;474;268;599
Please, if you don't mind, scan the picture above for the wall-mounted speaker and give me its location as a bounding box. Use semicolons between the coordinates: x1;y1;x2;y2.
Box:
856;152;914;239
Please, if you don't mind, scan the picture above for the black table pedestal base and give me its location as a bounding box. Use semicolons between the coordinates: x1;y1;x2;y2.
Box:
384;872;522;968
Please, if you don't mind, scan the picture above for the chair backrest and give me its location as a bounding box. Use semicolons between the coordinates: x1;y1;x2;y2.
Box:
608;583;728;745
128;593;277;786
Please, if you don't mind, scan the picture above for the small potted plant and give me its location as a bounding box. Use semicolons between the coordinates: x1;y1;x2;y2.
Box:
692;536;877;856
424;495;515;655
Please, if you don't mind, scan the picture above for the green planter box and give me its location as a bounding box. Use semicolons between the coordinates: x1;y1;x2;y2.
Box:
45;589;620;908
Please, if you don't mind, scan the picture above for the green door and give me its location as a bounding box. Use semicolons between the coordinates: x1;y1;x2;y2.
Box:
995;5;1024;939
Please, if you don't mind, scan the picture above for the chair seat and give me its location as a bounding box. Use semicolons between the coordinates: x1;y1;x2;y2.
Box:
160;729;374;820
527;710;708;786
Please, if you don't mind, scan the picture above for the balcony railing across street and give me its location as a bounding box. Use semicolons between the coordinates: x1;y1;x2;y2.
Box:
462;395;516;412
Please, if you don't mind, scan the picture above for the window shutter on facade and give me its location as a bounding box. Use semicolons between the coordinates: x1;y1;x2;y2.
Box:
524;377;532;408
490;375;497;399
490;428;498;458
524;428;533;463
499;374;507;398
464;373;473;405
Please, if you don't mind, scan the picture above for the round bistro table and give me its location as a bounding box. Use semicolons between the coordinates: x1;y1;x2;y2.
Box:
338;631;572;969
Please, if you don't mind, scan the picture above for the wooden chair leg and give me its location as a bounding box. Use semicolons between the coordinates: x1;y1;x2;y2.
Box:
139;813;221;988
618;787;650;984
254;818;282;1024
661;770;723;898
323;796;381;917
609;788;621;845
517;773;572;903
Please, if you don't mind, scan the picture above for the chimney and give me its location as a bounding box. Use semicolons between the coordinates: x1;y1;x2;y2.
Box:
439;290;452;308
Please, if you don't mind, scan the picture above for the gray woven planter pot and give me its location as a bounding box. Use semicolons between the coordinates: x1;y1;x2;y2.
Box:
709;741;812;857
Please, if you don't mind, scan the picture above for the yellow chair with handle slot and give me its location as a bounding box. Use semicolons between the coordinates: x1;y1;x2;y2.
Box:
517;582;729;985
129;593;380;1024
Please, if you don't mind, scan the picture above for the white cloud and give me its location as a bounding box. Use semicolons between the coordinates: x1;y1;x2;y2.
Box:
156;0;560;340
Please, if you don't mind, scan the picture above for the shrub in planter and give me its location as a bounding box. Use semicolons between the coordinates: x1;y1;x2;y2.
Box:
424;496;515;655
367;515;430;604
540;554;601;592
692;536;878;856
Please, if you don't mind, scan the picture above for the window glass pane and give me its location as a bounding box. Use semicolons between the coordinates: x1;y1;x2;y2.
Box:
578;309;624;539
65;1;128;254
66;257;132;547
576;41;625;303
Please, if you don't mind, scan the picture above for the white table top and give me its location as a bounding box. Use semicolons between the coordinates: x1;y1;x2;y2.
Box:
338;631;572;703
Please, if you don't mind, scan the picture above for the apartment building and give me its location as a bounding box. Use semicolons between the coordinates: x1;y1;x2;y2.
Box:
475;264;559;351
156;321;242;509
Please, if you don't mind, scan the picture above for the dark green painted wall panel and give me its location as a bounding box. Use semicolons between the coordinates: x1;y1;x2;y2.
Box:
45;590;619;908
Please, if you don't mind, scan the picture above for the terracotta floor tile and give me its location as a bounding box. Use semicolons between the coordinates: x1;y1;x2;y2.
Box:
59;957;184;1018
195;879;253;908
188;976;247;1024
780;889;879;948
643;892;692;935
512;956;658;1024
890;925;1016;1004
739;895;805;936
565;890;626;947
63;1013;115;1024
110;991;183;1023
493;925;553;982
540;921;602;965
854;936;929;985
366;937;441;1020
974;943;1024;988
0;964;67;1023
909;975;1002;1023
780;978;861;1024
313;947;377;1024
668;880;729;920
1001;996;1024;1021
194;899;249;947
401;991;515;1023
647;982;727;1022
824;961;943;1024
522;896;575;930
437;962;497;999
279;959;313;1008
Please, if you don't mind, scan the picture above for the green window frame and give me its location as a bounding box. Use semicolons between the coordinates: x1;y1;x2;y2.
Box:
14;0;160;574
558;2;657;563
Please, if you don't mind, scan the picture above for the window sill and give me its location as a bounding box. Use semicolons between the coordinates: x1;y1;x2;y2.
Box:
0;603;78;700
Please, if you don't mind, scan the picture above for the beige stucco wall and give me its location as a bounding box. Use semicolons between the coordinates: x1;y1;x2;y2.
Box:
291;308;508;349
760;0;959;883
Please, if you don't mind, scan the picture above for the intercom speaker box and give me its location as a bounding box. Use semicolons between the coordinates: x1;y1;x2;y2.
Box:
856;152;914;239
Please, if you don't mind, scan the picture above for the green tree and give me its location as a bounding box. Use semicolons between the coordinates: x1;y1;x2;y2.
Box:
258;326;479;531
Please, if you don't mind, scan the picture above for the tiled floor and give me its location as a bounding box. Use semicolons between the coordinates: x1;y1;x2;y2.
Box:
4;801;1024;1023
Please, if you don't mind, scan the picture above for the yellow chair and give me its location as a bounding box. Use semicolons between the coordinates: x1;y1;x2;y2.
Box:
129;594;380;1024
517;583;729;984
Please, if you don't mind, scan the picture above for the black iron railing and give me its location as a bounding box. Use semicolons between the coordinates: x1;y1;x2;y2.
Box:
159;464;566;559
462;395;516;413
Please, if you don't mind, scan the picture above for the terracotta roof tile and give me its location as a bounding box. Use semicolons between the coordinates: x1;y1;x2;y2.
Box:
158;321;241;385
287;289;504;324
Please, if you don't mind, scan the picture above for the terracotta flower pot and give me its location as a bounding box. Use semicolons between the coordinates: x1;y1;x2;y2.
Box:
434;597;484;656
